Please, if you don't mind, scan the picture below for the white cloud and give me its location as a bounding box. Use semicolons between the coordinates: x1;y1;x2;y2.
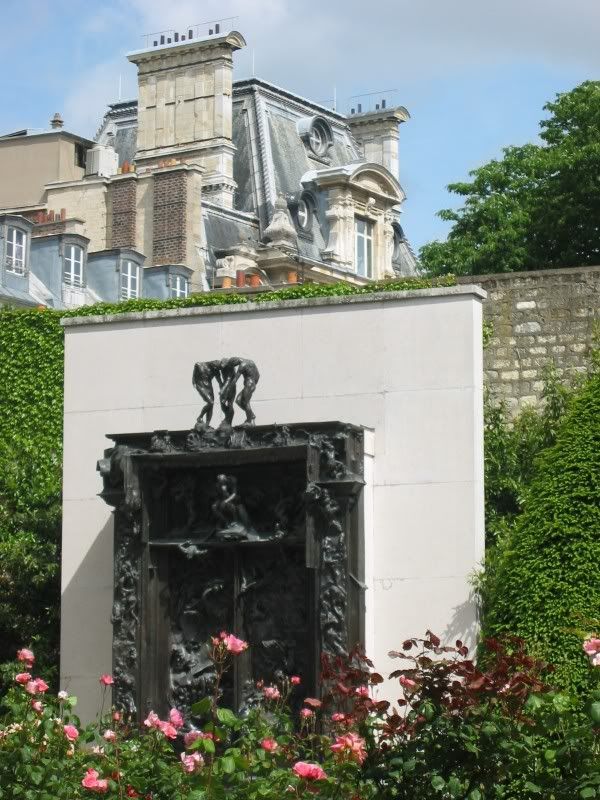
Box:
61;0;600;136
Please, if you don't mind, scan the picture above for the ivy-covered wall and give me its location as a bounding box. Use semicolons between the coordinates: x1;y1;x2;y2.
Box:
0;276;456;676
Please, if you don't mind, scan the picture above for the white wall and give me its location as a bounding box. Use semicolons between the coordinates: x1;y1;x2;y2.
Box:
61;286;485;721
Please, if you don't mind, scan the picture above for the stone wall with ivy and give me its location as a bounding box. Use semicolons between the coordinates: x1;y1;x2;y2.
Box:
459;266;600;413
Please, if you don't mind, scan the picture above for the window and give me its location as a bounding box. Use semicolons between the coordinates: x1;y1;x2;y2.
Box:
5;226;26;274
170;274;189;298
121;261;140;299
355;218;373;278
298;116;333;159
64;244;84;286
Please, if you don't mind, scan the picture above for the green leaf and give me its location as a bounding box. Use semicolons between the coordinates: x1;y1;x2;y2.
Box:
589;702;600;724
191;697;212;716
580;789;596;799
217;707;238;727
431;776;446;792
221;756;236;774
524;782;542;794
469;791;482;800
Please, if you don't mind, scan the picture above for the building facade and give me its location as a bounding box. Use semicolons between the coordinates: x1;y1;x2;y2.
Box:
0;24;417;309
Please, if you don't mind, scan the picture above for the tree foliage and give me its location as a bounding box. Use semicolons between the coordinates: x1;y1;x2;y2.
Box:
421;81;600;275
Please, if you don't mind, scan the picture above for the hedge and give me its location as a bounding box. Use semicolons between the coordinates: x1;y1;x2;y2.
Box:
482;367;600;694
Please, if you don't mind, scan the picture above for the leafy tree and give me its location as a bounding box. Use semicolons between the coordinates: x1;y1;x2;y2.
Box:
421;81;600;275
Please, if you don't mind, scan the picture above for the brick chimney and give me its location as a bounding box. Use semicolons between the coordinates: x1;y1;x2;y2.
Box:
128;29;246;208
348;106;410;180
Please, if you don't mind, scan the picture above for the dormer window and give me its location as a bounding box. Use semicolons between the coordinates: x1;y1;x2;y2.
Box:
298;116;334;160
6;226;26;274
297;198;310;230
355;218;373;278
64;244;84;287
121;260;140;299
170;274;189;298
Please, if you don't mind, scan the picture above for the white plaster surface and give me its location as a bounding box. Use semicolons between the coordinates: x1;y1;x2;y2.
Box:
61;288;485;721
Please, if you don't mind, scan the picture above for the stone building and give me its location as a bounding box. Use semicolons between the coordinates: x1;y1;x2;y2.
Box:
0;24;417;309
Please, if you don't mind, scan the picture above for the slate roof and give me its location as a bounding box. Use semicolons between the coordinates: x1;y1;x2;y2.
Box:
94;78;418;275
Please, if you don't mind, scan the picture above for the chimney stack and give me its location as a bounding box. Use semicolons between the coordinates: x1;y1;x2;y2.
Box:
50;112;64;130
128;28;246;208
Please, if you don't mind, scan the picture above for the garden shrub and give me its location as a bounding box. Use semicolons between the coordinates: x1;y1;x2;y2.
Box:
482;368;600;695
1;632;598;800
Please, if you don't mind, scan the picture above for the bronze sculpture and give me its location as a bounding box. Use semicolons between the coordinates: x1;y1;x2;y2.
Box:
193;357;260;428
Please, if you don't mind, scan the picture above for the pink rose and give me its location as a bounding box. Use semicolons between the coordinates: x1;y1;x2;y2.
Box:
261;738;278;752
15;672;31;685
223;634;248;655
583;638;600;655
263;686;281;701
290;675;301;685
32;700;43;713
355;686;369;697
303;697;322;708
300;708;313;718
112;711;121;722
399;675;417;691
331;712;346;722
157;721;178;739
99;674;114;687
103;730;116;742
330;732;366;764
25;679;47;695
17;648;35;667
169;708;184;729
81;768;109;793
35;678;49;694
180;752;204;773
143;711;161;729
58;690;69;701
593;653;600;668
64;724;80;742
293;762;327;780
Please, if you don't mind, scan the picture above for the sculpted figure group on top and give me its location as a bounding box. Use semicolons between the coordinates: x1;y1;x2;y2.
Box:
192;357;260;429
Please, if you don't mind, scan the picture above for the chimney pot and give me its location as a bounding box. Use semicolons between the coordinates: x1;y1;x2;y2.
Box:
50;112;64;129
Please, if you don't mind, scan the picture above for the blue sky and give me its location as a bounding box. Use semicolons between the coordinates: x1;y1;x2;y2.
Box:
1;0;598;251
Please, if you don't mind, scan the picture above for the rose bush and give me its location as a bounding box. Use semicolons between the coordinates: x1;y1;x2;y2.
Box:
0;631;598;800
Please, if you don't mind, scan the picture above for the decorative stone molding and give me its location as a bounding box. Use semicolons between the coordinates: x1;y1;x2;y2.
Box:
263;196;297;250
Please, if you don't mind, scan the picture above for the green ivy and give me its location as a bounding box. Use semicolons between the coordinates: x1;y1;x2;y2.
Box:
482;368;600;695
0;276;455;679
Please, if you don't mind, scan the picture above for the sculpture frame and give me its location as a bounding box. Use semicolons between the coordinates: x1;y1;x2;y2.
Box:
98;421;365;719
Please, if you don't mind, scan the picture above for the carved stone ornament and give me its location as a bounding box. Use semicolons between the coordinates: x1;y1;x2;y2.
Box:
263;195;297;249
98;409;365;722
